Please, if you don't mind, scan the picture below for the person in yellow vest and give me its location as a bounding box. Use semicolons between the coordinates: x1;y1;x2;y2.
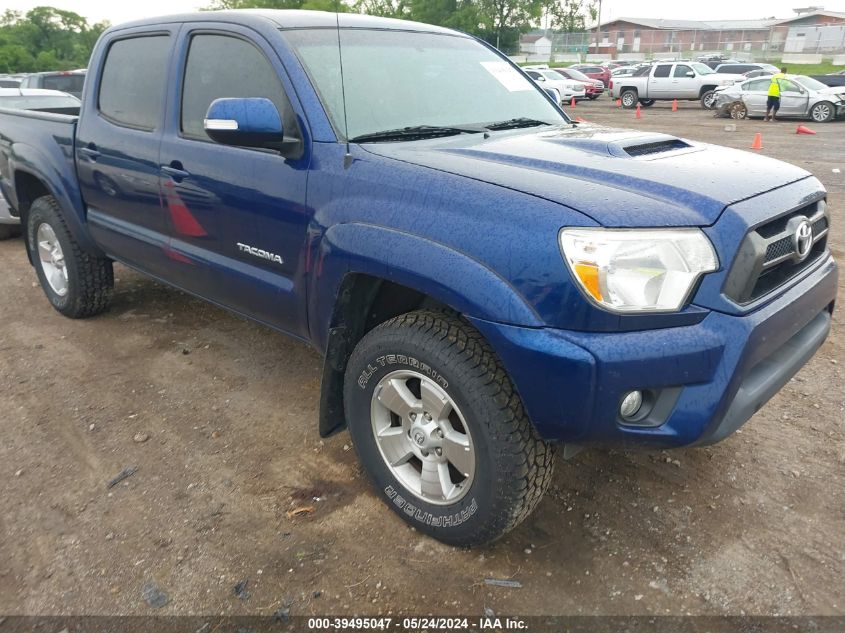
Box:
765;67;787;122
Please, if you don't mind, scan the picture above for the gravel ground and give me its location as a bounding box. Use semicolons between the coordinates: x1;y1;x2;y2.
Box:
0;98;843;619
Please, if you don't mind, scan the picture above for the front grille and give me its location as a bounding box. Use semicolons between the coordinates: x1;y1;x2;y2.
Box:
764;237;794;263
723;200;830;305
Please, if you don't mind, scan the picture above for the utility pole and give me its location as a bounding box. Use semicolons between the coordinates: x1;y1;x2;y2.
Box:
595;0;602;53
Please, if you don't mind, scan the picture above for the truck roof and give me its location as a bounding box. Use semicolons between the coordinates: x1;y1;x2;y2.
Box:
108;9;460;36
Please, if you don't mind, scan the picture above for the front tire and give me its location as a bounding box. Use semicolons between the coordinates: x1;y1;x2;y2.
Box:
810;101;834;122
344;310;554;547
701;90;717;109
27;195;113;318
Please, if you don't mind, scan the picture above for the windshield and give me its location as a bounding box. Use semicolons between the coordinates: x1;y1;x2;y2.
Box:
0;95;80;110
692;63;714;75
792;75;828;91
283;29;566;140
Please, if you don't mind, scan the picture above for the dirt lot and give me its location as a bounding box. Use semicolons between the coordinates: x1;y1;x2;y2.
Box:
1;100;843;619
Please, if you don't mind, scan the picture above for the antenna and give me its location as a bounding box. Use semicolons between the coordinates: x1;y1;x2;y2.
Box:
334;7;353;168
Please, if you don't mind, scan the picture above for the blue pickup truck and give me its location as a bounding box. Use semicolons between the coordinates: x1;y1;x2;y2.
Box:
0;10;837;546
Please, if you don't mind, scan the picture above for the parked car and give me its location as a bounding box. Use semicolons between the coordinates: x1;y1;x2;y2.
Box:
0;10;837;547
569;64;611;87
695;55;739;69
0;76;21;88
812;70;845;88
610;61;741;108
611;66;638;78
524;69;586;102
742;69;774;79
713;74;845;122
714;62;780;76
551;67;605;99
0;89;82;239
19;70;86;98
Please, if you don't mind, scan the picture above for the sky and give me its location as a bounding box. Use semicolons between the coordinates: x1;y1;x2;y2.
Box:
3;0;843;26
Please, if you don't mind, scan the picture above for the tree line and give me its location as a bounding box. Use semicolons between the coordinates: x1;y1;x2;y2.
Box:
0;1;595;74
0;7;107;73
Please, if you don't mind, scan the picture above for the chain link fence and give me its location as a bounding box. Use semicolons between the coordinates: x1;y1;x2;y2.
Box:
508;23;845;64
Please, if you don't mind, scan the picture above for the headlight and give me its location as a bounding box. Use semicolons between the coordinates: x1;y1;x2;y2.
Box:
559;228;718;313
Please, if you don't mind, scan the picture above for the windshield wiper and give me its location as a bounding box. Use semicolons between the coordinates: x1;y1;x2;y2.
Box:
484;117;552;131
349;125;487;143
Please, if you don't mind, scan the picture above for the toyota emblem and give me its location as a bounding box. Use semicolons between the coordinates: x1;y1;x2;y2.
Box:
793;219;813;261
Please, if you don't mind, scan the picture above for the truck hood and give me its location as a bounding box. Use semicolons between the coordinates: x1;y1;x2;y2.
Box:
362;124;811;227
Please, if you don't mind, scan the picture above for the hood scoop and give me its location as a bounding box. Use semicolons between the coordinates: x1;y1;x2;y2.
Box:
622;138;692;157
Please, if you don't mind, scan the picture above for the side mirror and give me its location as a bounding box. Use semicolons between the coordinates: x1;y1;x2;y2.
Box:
686;71;695;78
204;97;299;155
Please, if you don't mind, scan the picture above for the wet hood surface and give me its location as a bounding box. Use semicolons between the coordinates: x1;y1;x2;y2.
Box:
362;123;813;227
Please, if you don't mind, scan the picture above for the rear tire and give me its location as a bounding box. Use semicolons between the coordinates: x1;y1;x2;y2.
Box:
620;89;638;108
587;94;599;100
639;99;655;107
344;310;555;547
730;102;748;120
0;224;21;240
27;195;113;318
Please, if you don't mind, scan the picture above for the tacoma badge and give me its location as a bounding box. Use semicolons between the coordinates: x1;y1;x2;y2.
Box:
237;242;284;265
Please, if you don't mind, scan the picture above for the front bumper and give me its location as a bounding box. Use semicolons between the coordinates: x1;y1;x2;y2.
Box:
469;253;837;448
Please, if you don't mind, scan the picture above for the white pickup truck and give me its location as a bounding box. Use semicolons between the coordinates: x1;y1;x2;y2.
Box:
610;61;741;109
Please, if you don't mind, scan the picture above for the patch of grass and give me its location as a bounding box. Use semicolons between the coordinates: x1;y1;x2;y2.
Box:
775;62;842;76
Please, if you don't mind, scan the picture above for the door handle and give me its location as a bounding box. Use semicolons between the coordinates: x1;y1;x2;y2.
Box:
79;144;100;161
161;161;190;183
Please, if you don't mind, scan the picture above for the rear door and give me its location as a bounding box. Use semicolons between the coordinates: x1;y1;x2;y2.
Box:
76;28;176;279
648;64;673;98
158;25;311;337
741;79;770;116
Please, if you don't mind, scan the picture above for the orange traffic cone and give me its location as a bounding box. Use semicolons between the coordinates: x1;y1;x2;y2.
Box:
672;99;678;112
570;97;576;108
796;125;816;135
751;132;763;150
635;103;641;119
616;98;622;108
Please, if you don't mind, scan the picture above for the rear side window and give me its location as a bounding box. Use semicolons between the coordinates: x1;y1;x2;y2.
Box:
99;35;170;130
181;34;293;140
42;74;85;95
654;65;671;78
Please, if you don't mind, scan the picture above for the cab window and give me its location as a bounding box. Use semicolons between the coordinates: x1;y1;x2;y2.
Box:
99;35;170;130
180;33;296;141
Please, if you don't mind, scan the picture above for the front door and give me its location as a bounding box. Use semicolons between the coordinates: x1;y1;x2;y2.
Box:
76;29;177;279
778;79;810;117
671;64;698;99
158;26;311;337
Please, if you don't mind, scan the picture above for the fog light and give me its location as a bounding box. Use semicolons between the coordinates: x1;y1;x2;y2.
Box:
620;391;643;419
